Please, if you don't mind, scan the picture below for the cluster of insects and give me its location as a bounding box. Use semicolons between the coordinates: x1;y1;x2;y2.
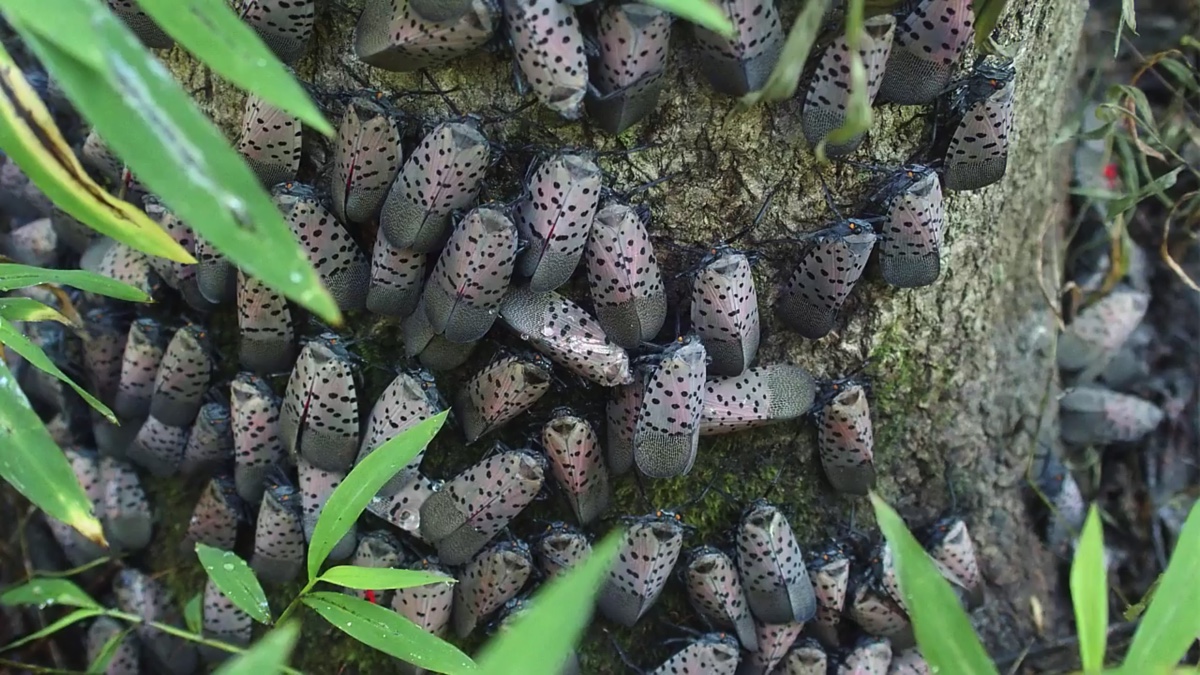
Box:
0;0;1033;673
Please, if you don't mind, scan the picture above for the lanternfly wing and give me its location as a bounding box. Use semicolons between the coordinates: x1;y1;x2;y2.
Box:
806;542;850;645
841;636;893;674
354;0;497;72
1059;385;1164;445
878;167;945;288
230;373;286;504
236;95;300;188
878;0;975;104
1057;289;1150;373
236;0;314;65
107;0;173;48
298;456;357;561
541;409;611;524
920;516;984;609
744;619;804;675
944;63;1016;191
737;500;816;624
817;379;876;495
777;220;877;340
692;0;785;96
684;545;758;650
332;95;403;225
454;352;553;443
586;3;672;134
251;469;306;584
782;638;828;675
358;368;443;495
534;521;592;580
700;364;817;436
115;318;170;419
504;0;588;119
280;334;360;472
390;558;455;636
101;456;152;551
423;207;518;343
691;246;760;376
452;540;533;638
150;324;212;427
597;511;685;627
516;152;602;292
277;184;370;311
237;270;297;374
606;377;643;475
634;336;706;478
181;401;235;476
366;228;426;318
586;200;666;348
650;632;741;675
184;475;244;553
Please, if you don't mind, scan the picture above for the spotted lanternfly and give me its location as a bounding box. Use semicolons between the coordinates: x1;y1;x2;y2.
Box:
381;121;490;252
455;351;553;443
201;577;252;664
505;0;588;119
391;557;455;638
777;220;877;340
1058;289;1149;374
743;619;804;675
419;445;546;565
1059;386;1164;446
231;372;287;504
874;166;946;288
605;378;643;475
840;636;893;675
651;632;741;675
141;195;196;292
280;333;360;472
0;157;52;221
586;3;671;134
4;217;58;267
184;475;245;553
684;546;758;651
95;242;162;299
737;500;816;624
237;95;301;189
87;616;140;675
691;246;760;377
354;0;497;72
49;450;107;566
403;296;480;371
114;318;170;420
533;521;591;580
274;183;371;311
889;648;932;674
101;456;152;551
541;408;611;524
700;364;817;436
816;378;876;496
878;0;974;105
51;205;97;253
634;336;706;479
183;405;233;476
585;200;666;349
802;14;896;157
423;206;519;343
516;152;602;292
150;324;212;427
597;510;686;627
129;415;190;477
848;568;914;647
252;468;306;584
299;456;358;561
943;61;1016;191
493;596;583;675
196;235;236;304
919;516;984;610
367;230;426;318
81;128;145;200
332;95;403;225
692;0;784;96
113;569;199;674
452;539;533;638
346;530;408;603
237;270;297;374
500;286;632;387
235;0;314;65
66;447;106;514
82;308;128;407
782;638;827;675
106;0;174;48
806;541;850;647
358;369;443;496
367;473;443;540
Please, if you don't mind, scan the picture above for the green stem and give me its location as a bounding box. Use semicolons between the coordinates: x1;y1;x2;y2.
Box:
0;657;83;674
107;611;304;675
275;578;317;627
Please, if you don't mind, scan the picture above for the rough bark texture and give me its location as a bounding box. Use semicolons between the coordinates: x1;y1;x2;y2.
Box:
49;0;1089;671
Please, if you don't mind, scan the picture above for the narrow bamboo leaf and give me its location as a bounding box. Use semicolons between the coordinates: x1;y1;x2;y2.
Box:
0;578;100;609
974;0;1009;51
134;0;331;135
0;263;151;301
870;493;998;675
1113;0;1136;55
0;607;103;652
302;592;476;674
822;0;871;152
319;567;455;591
739;0;829;105
9;14;341;324
475;530;623;675
212;621;301;675
0;298;74;326
1072;506;1108;674
307;412;447;579
644;0;732;36
86;626;133;674
184;592;203;634
0;0;108;72
0;319;115;421
196;544;273;625
0;41;192;263
0;361;106;545
1123;501;1200;672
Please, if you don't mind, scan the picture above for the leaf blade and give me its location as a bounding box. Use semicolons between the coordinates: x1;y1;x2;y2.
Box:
1072;506;1109;674
0;319;115;421
212;621;302;675
643;0;732;36
0;577;100;609
0;297;74;325
1123;501;1200;671
0;607;103;652
738;0;829;105
196;544;273;625
319;566;456;591
0;263;151;301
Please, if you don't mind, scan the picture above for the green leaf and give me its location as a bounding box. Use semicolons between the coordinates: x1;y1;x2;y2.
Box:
86;624;133;675
0;41;193;263
643;0;732;36
1123;501;1200;672
0;263;151;301
870;493;998;675
476;530;624;675
0;607;103;652
319;566;455;591
0;359;107;546
302;592;476;674
0;0;108;69
196;544;272;625
184;592;203;634
974;0;1010;51
821;0;871;154
0;297;73;325
134;0;331;135
1114;0;1136;55
1071;506;1109;674
0;318;116;421
738;0;829;105
0;577;100;609
307;412;447;579
8;9;342;324
212;621;301;675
